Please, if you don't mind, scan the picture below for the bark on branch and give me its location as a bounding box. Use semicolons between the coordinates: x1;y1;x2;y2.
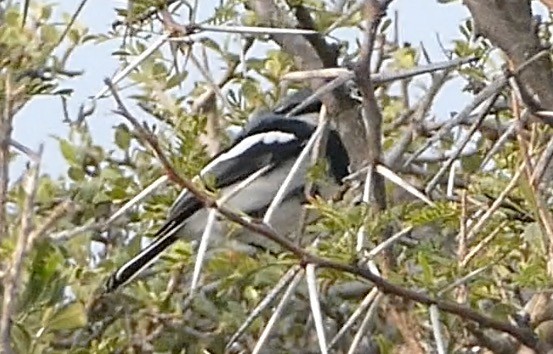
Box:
464;0;553;125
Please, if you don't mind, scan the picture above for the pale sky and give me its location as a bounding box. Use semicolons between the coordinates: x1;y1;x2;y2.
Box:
12;0;531;176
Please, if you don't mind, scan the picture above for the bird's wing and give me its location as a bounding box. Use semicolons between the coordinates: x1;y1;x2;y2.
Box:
169;130;304;216
105;130;305;292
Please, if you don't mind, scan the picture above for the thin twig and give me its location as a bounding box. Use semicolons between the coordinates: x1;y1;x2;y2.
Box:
305;264;328;354
438;266;489;296
9;138;40;160
170;24;320;36
188;51;232;112
323;1;364;35
479;120;518;171
227;266;301;349
189;209;217;294
0;145;43;353
346;293;383;354
367;226;413;258
375;164;435;206
425;94;500;194
461;224;506;268
54;0;89;48
251;268;305;354
429;305;447;354
283;57;473;83
49;220;103;243
106;175;169;226
446;161;459;197
405;50;551;167
98;35;169;102
328;287;379;349
356;164;373;252
263;108;327;224
464;162;526;242
285;75;350;118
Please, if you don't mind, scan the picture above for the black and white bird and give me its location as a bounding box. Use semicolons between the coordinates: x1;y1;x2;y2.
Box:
104;90;350;292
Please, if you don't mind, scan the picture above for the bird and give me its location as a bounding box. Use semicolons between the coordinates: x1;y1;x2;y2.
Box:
104;90;351;292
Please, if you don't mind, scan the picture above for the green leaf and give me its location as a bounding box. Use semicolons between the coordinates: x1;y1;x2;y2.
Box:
166;71;188;89
4;9;20;27
46;302;87;331
19;242;60;309
522;222;546;254
108;186;127;200
100;167;121;181
518;173;540;223
380;18;392;34
41;24;59;44
52;88;74;96
68;166;85;181
92;191;111;204
199;37;222;53
68;28;81;44
59;139;78;164
461;154;483;173
392;47;417;69
152;62;167;78
40;5;53;20
417;252;433;285
114;124;131;150
36;177;57;204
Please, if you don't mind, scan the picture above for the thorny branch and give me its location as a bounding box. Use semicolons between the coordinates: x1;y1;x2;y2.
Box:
101;34;551;354
353;0;391;213
32;1;552;351
401;49;551;192
352;1;427;352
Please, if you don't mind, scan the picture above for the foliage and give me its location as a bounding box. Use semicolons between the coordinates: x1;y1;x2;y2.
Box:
1;0;553;353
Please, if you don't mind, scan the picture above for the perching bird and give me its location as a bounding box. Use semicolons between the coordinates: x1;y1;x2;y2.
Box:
104;90;350;292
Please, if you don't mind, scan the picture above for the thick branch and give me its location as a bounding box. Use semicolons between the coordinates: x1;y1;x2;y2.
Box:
464;0;553;125
353;0;390;212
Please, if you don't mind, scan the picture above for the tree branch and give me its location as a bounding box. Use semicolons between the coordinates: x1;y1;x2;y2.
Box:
0;146;43;354
102;75;552;352
0;71;14;240
290;3;339;67
464;0;553;125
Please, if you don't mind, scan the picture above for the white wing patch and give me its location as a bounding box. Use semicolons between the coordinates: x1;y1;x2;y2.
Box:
169;131;297;214
201;131;296;174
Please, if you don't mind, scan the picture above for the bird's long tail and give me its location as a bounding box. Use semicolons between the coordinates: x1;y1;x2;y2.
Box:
104;198;203;293
104;223;180;292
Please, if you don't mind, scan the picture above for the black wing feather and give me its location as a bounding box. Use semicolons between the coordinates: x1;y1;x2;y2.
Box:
105;129;305;292
105;104;350;292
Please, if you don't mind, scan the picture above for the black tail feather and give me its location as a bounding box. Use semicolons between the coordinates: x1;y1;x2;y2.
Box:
104;224;180;292
104;196;204;293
